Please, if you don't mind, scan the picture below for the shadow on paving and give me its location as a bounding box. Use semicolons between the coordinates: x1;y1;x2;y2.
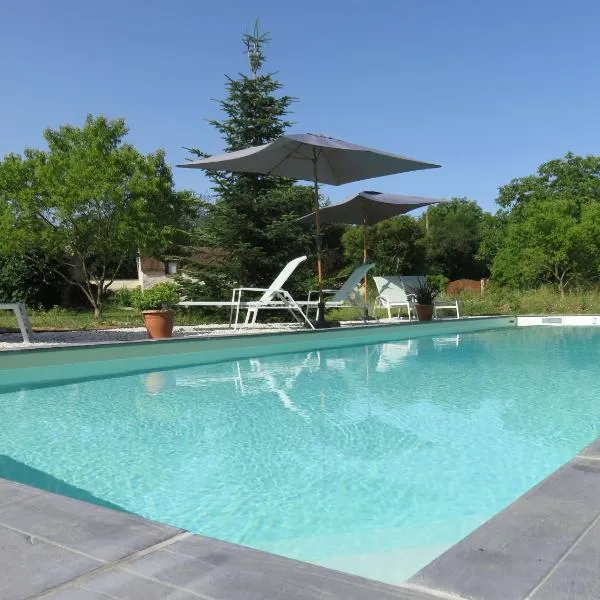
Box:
0;454;129;513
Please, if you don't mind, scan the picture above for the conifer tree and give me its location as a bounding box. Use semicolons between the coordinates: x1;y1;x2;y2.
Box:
187;21;313;288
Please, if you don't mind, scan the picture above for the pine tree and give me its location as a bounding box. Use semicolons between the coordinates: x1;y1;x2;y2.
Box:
186;21;313;289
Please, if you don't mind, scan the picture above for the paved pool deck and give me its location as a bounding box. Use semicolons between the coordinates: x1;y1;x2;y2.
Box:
2;438;600;599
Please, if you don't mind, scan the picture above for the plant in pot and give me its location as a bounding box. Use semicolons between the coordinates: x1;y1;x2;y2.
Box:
407;279;440;322
131;283;180;339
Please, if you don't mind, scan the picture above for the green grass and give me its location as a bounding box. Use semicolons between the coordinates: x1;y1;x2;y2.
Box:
3;286;600;332
0;307;140;331
456;286;600;316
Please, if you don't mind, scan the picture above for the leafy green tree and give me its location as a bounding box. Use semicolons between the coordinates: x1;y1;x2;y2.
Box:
185;21;313;289
491;198;600;295
0;249;63;308
422;198;488;280
477;211;509;267
374;217;427;275
0;115;199;318
496;153;600;212
341;226;366;267
342;216;426;275
490;154;600;295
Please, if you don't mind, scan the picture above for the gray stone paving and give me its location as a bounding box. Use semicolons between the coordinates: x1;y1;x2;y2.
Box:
0;479;424;600
1;419;599;599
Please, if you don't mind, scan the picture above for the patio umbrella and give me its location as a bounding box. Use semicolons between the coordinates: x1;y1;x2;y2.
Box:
298;190;443;263
297;191;444;311
178;133;440;324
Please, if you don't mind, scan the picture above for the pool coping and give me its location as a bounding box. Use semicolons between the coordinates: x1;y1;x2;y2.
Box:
517;314;600;326
2;438;600;599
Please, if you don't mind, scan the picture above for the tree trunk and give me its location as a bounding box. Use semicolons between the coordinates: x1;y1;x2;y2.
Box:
94;293;103;320
556;272;567;299
553;264;568;299
94;279;105;321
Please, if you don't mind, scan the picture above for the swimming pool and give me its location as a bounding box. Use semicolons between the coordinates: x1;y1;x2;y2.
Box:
1;325;599;585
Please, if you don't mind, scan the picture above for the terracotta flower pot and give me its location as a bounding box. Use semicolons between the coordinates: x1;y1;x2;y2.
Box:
142;310;174;339
415;304;434;322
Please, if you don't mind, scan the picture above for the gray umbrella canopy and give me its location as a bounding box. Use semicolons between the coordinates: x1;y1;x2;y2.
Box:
178;133;440;322
298;191;444;306
177;133;440;183
297;191;443;226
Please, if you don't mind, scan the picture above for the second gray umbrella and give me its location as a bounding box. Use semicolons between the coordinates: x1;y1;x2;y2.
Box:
298;190;442;227
298;191;444;311
298;190;443;262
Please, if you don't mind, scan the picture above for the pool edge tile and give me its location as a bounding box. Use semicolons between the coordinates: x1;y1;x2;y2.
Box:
124;534;435;599
0;523;101;599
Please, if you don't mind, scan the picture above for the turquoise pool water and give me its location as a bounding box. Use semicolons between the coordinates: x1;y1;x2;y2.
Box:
1;326;600;584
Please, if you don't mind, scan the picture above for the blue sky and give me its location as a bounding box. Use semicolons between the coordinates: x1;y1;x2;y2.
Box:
2;0;599;212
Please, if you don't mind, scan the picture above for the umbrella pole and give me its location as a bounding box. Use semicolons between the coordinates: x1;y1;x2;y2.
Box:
312;151;326;324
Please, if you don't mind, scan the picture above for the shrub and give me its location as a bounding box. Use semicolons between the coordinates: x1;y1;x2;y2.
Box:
110;287;135;308
131;283;180;311
426;274;449;293
175;268;235;302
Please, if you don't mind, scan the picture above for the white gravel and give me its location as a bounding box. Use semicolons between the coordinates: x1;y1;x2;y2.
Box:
0;317;403;351
0;323;308;351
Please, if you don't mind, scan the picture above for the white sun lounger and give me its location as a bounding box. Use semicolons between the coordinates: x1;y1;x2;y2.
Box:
179;255;314;329
298;263;375;318
175;352;321;420
0;303;33;343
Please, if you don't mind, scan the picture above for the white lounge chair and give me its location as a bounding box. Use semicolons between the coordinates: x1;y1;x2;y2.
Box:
298;263;375;318
401;276;460;319
373;276;416;320
179;255;314;329
176;353;320;420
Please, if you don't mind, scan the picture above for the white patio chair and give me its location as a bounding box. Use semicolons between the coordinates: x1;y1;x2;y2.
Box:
375;340;419;372
401;276;460;319
432;334;461;349
298;263;375;319
179;255;314;329
373;276;415;320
